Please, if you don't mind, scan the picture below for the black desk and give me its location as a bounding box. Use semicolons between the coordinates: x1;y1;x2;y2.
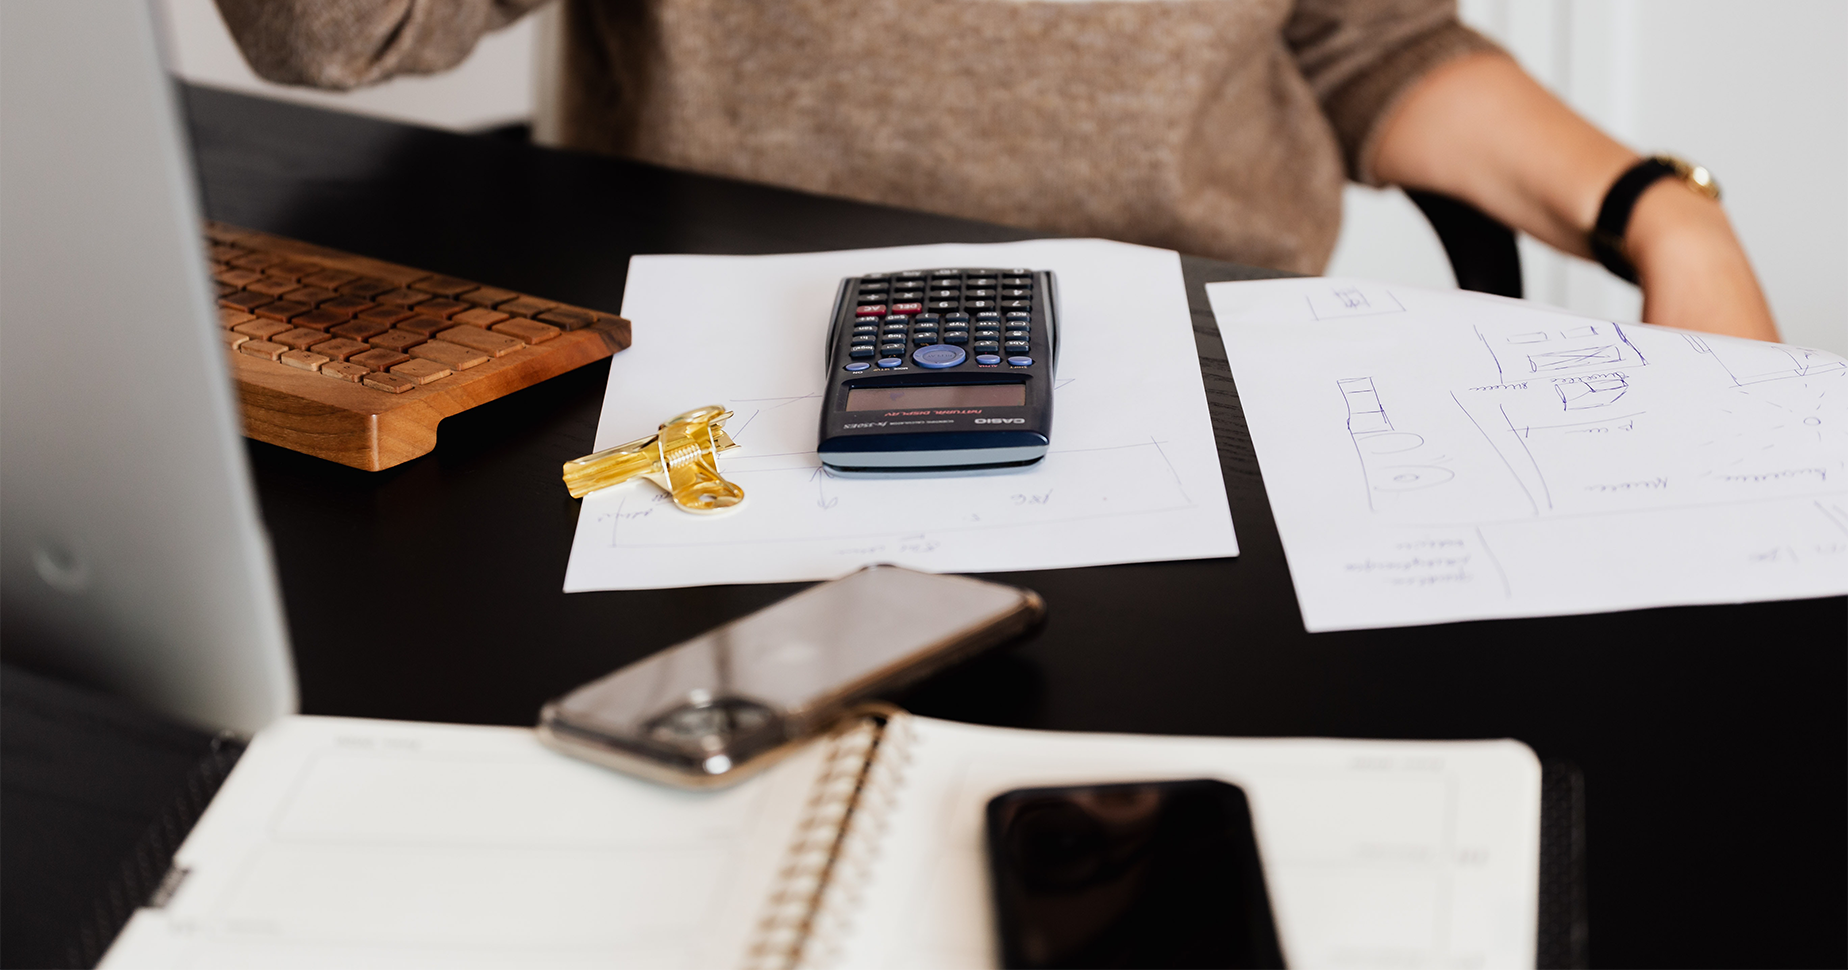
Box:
176;86;1844;966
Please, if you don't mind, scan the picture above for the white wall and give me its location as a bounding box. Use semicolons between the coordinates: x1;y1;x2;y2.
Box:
160;0;1845;354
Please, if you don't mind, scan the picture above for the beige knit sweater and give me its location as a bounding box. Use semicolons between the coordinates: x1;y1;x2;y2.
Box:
215;0;1496;274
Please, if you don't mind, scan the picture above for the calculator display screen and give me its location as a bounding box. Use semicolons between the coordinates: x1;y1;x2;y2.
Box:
846;384;1025;411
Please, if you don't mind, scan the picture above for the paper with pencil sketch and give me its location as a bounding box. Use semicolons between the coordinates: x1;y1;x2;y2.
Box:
1208;277;1848;632
563;239;1234;591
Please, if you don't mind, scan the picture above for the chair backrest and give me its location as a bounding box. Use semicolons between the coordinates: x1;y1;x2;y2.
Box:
1406;189;1524;299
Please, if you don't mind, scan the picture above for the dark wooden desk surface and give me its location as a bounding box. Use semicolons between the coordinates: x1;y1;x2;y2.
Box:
184;85;1844;967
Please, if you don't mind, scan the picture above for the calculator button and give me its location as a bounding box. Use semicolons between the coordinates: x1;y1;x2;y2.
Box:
896;271;927;280
913;332;939;345
974;311;1001;321
844;361;871;371
999;300;1032;310
931;269;962;278
889;302;923;314
849;346;875;358
965;277;997;287
1008;356;1034;367
945;312;970;324
1005;311;1031;321
973;340;1000;353
913;344;966;368
1000;289;1032;299
975;354;1002;365
856;304;886;317
857;295;886;305
877;357;903;368
914;313;941;324
927;301;960;312
963;300;995;310
941;332;969;344
1001;277;1032;286
973;327;1000;337
928;289;960;300
1005;341;1030;353
861;274;890;281
858;281;889;291
963;289;995;300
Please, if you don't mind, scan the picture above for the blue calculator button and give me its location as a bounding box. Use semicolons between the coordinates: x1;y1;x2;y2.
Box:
1008;355;1034;367
877;357;903;368
975;353;1002;365
912;344;966;369
844;361;871;371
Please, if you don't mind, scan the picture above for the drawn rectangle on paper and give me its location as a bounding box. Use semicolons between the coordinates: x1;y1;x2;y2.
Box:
1307;283;1406;320
1528;345;1623;372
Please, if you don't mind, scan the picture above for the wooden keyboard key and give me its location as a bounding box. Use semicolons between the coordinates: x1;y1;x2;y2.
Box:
408;339;489;371
410;274;476;297
253;299;312;322
369;329;426;353
233;318;291;339
491;317;561;344
279;349;331;371
207;243;244;262
319;295;374;316
390;358;451;384
349;348;411;372
214;281;237;296
284;285;339;305
357;305;414;326
301;269;358;289
214;267;263;287
221;330;249;350
218;307;256;328
362;371;417;394
339;277;396;299
373;288;429;308
267;259;324;281
459;285;518;307
238;339;288;361
411;297;469;318
229;251;282;270
274;327;331;350
497;296;557;317
330;319;391;341
291;308;349;331
451;307;508;328
396;314;453;337
219;290;274;312
320;360;369;382
437;325;523;357
246;276;300;297
312;337;370;361
536;307;599;331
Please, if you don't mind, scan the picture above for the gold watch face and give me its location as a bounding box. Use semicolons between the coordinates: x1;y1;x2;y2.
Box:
1658;155;1721;200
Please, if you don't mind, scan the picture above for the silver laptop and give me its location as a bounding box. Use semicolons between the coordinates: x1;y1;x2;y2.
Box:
0;0;297;733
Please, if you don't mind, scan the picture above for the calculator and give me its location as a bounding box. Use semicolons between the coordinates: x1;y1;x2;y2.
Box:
817;268;1058;475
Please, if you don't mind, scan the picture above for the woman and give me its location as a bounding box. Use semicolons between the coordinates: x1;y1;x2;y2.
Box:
216;0;1778;341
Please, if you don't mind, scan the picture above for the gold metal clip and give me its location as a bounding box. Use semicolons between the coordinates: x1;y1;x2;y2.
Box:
562;405;745;514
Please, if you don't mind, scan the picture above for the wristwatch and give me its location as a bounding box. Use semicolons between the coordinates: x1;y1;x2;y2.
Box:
1590;155;1721;284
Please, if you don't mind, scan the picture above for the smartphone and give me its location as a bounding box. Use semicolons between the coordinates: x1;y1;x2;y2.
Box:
986;779;1286;969
537;564;1044;788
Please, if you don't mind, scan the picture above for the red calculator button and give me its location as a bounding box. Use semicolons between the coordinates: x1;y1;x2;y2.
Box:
889;302;923;314
855;304;886;317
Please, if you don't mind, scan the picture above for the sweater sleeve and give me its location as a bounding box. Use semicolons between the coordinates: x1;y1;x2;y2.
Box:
1283;0;1504;185
211;0;550;90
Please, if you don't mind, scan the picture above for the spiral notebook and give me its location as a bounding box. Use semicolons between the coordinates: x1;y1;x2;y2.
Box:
101;713;1543;969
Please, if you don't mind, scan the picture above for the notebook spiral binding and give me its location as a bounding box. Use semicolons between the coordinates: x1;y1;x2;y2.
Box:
744;708;915;970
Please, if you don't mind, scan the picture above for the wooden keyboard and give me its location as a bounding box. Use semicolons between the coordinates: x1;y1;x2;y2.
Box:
206;223;630;470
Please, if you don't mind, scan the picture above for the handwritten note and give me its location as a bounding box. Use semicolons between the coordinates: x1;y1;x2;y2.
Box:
1208;278;1848;631
563;239;1234;591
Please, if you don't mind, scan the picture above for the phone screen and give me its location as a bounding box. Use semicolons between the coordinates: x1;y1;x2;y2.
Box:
985;779;1284;969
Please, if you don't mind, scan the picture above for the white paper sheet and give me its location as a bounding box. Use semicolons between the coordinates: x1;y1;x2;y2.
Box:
839;717;1542;970
564;239;1234;591
100;716;828;969
1208;278;1848;632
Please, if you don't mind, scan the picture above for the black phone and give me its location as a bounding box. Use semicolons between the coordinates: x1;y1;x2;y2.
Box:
817;267;1058;475
985;779;1285;969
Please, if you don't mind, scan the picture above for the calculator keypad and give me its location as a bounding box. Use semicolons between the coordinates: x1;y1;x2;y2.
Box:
840;269;1043;372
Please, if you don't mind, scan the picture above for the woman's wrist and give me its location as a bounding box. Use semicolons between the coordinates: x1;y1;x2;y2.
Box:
1625;180;1779;341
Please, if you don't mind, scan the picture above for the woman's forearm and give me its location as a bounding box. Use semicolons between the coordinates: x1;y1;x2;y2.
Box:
1370;51;1778;342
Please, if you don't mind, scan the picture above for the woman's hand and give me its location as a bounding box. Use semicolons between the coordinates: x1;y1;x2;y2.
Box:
1372;52;1778;342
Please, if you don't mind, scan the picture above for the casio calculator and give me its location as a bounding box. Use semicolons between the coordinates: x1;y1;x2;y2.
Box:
817;268;1058;475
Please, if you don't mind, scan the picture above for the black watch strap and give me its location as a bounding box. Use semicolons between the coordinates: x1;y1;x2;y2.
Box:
1589;157;1681;284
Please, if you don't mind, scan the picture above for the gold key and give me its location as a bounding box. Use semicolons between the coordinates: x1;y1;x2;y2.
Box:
562;405;745;514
